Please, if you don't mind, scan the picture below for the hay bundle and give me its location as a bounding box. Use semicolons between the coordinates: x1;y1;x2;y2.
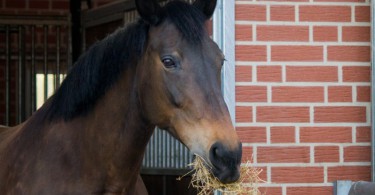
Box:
178;156;262;195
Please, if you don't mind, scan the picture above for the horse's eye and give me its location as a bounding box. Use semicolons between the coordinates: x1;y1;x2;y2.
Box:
162;57;176;69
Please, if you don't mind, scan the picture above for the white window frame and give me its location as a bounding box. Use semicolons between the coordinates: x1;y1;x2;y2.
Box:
213;0;236;124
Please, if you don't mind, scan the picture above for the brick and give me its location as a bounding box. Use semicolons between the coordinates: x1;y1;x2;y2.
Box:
52;1;69;10
313;26;338;42
257;65;282;82
357;86;371;102
236;65;252;82
286;66;338;82
299;6;351;22
315;146;340;162
262;0;308;1
29;1;50;9
236;106;252;123
259;187;282;195
342;26;370;42
235;25;252;41
236;86;267;102
287;186;333;195
258;167;267;182
257;106;310;123
344;146;371;162
236;127;267;143
272;86;324;102
270;5;295;21
272;46;323;62
356;126;371;142
300;127;352;143
272;167;324;183
257;25;309;42
5;0;26;8
315;106;367;123
355;6;370;22
242;146;253;162
343;66;371;82
270;126;295;143
235;4;266;21
236;45;267;62
258;146;310;163
328;86;352;102
315;0;364;1
34;10;67;16
328;166;371;181
328;46;370;62
0;67;4;77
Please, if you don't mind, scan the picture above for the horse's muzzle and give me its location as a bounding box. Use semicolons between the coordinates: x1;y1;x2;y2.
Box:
209;142;242;184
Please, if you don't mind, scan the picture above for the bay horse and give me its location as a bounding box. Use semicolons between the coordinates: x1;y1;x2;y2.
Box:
0;0;242;194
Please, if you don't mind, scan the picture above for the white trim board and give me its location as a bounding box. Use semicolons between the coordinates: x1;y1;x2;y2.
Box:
213;0;236;125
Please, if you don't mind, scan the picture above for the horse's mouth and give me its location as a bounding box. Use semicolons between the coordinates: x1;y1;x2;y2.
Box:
210;163;241;184
195;155;241;184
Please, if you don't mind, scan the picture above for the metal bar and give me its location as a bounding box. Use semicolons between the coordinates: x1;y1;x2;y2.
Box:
158;130;162;167
162;132;165;168
162;175;166;195
18;25;25;123
141;168;190;176
31;25;36;112
43;25;48;102
56;26;61;89
82;20;86;52
70;0;82;63
151;131;155;168
176;136;179;167
168;132;172;167
179;141;182;167
68;17;73;70
5;25;10;126
0;15;68;25
372;0;375;182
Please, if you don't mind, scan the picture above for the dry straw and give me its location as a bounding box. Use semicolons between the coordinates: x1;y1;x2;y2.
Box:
177;155;263;195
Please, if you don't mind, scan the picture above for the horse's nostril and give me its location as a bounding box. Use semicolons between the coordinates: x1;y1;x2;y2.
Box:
211;142;223;159
208;142;242;183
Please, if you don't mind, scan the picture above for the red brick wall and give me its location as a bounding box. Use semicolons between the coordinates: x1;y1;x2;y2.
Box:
235;0;371;194
0;0;69;15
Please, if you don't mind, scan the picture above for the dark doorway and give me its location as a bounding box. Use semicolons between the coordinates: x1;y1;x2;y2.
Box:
142;175;197;195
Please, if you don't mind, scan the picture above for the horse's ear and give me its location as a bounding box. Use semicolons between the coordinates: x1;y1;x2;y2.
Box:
193;0;217;19
135;0;161;24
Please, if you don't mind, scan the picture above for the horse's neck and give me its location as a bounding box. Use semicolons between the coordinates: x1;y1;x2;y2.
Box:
65;70;154;188
4;68;154;192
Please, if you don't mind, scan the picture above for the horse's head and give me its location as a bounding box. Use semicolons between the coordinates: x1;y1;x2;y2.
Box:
135;0;242;184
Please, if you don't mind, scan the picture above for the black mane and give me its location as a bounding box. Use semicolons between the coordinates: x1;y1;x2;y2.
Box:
44;1;207;121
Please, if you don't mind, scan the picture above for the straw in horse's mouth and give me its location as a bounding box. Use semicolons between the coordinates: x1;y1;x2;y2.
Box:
177;155;263;195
